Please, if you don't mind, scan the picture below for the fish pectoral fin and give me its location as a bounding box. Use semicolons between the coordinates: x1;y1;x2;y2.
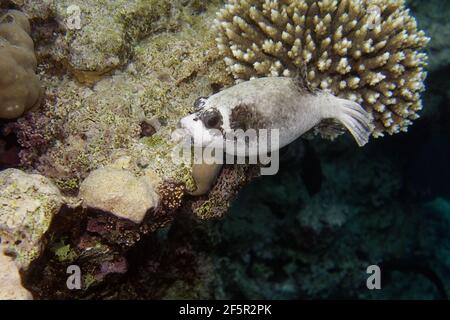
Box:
315;118;346;141
333;98;375;147
189;163;223;196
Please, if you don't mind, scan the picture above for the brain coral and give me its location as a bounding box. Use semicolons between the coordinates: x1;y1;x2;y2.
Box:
0;10;41;119
215;0;430;137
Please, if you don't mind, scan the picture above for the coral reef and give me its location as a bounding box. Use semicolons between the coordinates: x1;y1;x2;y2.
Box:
215;0;429;137
10;0;230;188
15;0;222;84
49;0;173;84
0;9;41;119
0;0;446;300
0;1;243;299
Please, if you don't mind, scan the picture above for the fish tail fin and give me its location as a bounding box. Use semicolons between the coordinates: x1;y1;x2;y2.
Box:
333;97;374;147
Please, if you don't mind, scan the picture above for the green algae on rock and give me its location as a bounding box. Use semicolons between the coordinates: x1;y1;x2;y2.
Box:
28;0;219;84
14;0;231;192
5;0;261;230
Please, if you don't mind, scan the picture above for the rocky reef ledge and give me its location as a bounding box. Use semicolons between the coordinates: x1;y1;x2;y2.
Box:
0;0;258;299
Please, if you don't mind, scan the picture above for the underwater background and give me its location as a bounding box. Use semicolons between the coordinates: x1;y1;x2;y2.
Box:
0;0;449;299
210;0;450;299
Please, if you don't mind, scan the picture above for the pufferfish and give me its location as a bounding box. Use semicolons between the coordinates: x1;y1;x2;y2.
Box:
178;77;374;195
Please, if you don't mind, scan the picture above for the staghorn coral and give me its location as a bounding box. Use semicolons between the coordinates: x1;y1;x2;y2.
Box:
215;0;430;137
0;9;41;119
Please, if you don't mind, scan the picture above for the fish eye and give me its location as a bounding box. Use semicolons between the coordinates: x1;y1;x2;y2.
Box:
201;109;222;129
193;97;208;111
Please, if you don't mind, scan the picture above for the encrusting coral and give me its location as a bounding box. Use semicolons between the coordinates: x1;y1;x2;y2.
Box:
0;9;41;119
215;0;430;137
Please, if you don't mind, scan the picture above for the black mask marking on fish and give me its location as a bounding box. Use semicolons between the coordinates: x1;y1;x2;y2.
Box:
230;103;267;131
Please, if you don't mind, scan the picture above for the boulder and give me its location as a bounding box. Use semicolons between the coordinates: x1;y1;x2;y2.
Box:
0;169;63;270
79;167;159;223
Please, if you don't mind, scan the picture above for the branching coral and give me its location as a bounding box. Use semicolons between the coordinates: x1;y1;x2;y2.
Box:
0;10;41;119
215;0;430;137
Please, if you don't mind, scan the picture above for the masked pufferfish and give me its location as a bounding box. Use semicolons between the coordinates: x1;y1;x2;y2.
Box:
178;77;374;196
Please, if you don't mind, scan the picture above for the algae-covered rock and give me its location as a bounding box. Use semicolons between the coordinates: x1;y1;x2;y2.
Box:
8;0;53;20
13;0;231;191
0;9;41;119
0;250;33;300
44;0;175;84
0;0;265;299
0;169;63;270
79;167;160;223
